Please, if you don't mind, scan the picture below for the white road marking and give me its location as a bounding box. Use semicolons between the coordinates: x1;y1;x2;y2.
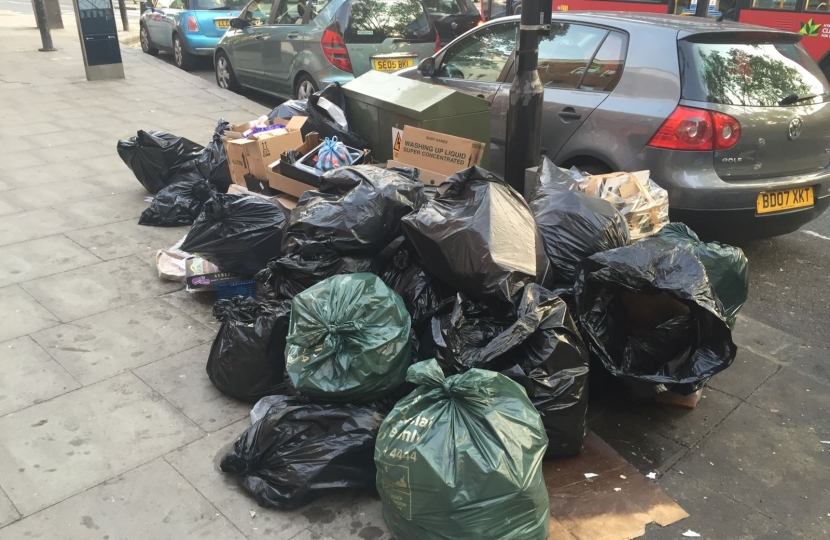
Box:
801;230;830;241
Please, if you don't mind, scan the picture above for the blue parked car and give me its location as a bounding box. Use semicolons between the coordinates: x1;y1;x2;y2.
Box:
140;0;246;70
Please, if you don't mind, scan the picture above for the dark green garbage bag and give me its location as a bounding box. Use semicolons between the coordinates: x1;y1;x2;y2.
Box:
375;359;550;540
286;273;411;402
655;222;749;328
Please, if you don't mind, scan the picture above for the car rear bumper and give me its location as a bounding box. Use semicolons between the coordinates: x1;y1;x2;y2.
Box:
183;34;222;56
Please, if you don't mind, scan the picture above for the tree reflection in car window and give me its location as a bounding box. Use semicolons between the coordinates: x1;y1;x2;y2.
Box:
435;22;517;82
538;23;607;89
347;0;432;42
683;42;830;106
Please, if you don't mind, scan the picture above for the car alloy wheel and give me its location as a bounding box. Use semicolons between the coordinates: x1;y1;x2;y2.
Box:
174;37;183;67
140;26;149;52
297;79;315;99
216;56;230;89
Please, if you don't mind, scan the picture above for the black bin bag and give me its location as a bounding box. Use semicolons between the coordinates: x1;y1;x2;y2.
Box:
574;238;737;395
401;166;551;306
195;119;233;194
307;83;370;149
181;193;290;276
268;99;308;123
255;252;377;302
655;222;749;329
138;178;215;227
220;394;384;509
281;165;427;258
117;129;204;194
207;297;291;402
425;284;590;457
531;157;630;289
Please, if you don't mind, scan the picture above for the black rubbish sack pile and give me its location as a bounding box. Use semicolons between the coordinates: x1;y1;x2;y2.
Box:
207;297;292;402
281;165;427;259
574;238;737;395
181;193;290;276
268;99;308;123
138;178;215;227
655;222;749;329
531;157;630;289
195;119;233;194
286;273;412;403
255;252;377;302
220;394;384;509
117;129;204;194
402;166;551;306
424;284;590;457
375;360;550;540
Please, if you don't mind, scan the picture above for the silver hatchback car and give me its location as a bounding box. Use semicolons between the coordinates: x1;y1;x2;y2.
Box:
399;13;830;239
215;0;439;100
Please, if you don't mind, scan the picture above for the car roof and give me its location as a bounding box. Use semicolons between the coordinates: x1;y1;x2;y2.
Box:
488;12;795;38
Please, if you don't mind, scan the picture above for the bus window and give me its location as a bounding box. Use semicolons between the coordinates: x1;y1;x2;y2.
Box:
538;24;608;89
750;0;796;10
805;0;830;11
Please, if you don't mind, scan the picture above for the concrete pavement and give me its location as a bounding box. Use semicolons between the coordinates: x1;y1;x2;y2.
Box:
0;12;828;540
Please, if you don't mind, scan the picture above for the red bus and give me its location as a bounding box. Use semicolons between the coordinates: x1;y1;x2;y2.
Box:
551;0;830;78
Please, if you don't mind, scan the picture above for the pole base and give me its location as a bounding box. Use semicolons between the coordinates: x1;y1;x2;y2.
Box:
38;47;57;52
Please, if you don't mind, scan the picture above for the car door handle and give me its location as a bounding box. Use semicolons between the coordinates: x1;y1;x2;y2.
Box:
254;33;265;39
287;32;299;39
476;93;485;99
558;107;581;121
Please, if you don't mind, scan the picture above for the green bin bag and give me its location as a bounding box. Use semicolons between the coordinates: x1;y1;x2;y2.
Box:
286;273;411;402
655;223;749;328
375;360;550;540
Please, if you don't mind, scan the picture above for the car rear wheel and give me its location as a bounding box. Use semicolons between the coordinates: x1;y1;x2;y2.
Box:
173;34;195;71
140;24;158;56
215;51;240;92
295;74;318;100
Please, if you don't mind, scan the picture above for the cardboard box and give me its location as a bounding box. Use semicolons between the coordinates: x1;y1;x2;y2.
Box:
265;133;321;198
185;256;243;291
396;126;485;178
223;117;307;184
388;159;446;186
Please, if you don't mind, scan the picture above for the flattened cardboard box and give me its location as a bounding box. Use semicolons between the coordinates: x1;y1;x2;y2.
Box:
396;126;485;178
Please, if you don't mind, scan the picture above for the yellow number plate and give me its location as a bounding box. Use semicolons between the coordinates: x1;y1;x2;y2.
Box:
756;186;814;214
372;58;415;71
216;19;230;28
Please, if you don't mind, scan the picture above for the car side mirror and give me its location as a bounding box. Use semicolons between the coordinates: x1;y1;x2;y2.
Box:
230;18;249;29
143;1;154;11
418;57;435;77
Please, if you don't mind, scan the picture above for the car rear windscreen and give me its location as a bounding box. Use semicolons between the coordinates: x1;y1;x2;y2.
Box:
679;38;830;107
345;0;435;43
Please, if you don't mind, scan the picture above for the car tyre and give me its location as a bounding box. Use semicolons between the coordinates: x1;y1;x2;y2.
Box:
295;74;318;100
140;24;158;56
173;34;195;71
215;50;240;92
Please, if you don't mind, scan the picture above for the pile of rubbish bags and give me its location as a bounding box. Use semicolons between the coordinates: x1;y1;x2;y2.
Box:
123;114;751;535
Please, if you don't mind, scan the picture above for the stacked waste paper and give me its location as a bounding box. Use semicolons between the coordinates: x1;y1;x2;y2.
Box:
124;111;750;536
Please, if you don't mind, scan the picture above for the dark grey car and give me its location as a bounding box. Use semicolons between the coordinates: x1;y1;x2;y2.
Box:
399;13;830;239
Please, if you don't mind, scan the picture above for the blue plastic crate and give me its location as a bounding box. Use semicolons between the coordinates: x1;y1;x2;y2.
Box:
215;280;257;300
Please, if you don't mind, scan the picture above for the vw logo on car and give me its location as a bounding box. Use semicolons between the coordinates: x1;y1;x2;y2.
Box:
788;116;803;140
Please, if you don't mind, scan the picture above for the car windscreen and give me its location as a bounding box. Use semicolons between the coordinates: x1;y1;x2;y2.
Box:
422;0;476;17
679;37;830;107
344;0;435;44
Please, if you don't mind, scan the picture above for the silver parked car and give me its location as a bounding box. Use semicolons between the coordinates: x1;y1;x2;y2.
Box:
399;13;830;239
215;0;439;100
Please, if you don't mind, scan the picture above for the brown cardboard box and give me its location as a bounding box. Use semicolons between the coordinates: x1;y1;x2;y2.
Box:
265;132;321;197
223;117;307;184
226;138;255;186
388;159;447;186
396;126;485;179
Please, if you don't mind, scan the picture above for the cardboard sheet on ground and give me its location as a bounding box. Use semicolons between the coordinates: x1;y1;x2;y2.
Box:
545;431;688;540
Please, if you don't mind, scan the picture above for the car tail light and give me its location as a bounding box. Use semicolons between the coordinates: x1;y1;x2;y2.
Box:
477;17;485;26
647;106;741;151
321;28;352;73
187;14;199;32
435;32;441;53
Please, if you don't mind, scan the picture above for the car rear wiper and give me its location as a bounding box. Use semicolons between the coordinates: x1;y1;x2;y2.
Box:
779;93;820;106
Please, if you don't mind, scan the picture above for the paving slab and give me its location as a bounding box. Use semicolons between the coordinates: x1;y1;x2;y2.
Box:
731;315;803;363
52;191;150;228
0;161;96;189
22;256;182;322
0;207;79;247
66;219;190;261
0;197;25;217
164;421;389;540
2;176;139;211
0;284;60;343
134;344;248;433
31;298;215;385
161;289;220;328
0;372;203;516
0;235;100;286
785;345;830;388
0;486;19;529
0;335;80;417
708;348;780;400
0;459;246;540
747;366;830;438
674;403;830;536
644;471;795;540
